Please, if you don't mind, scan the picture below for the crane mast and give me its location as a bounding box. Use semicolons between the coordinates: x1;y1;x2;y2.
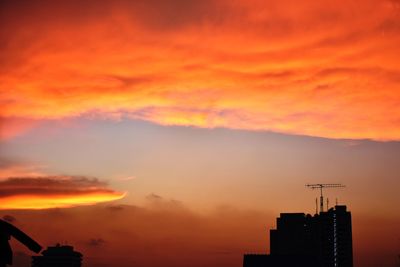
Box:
306;183;345;213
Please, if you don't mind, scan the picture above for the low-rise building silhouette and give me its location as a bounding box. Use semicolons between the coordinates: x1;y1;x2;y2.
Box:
32;244;82;267
244;205;353;267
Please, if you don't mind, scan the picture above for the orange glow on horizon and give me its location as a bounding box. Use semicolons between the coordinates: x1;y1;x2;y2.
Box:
0;192;126;210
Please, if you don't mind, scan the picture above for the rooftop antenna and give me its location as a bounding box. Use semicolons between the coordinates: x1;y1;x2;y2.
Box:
306;184;345;213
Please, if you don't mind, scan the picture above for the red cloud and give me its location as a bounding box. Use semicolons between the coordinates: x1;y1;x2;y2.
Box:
1;0;399;140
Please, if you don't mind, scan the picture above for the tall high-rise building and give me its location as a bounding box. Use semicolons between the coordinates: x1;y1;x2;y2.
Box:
244;205;353;267
31;244;82;267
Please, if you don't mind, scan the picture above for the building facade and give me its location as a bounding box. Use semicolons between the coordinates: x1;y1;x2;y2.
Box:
244;205;353;267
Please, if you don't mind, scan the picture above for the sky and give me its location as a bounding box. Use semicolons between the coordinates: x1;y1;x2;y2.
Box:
1;0;400;266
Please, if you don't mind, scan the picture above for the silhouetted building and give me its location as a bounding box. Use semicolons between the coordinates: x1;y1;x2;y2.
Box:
243;254;313;267
32;244;82;267
244;205;353;267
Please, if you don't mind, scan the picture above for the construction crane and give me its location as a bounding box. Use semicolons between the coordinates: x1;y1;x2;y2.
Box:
306;183;345;213
0;219;42;267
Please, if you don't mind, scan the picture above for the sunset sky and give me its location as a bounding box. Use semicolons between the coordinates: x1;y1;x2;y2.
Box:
1;0;400;267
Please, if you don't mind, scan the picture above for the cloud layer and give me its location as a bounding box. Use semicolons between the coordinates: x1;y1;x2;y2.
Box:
1;0;400;140
0;176;124;209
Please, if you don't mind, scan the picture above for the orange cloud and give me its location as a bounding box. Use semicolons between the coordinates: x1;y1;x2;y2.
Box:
0;176;125;210
1;0;400;140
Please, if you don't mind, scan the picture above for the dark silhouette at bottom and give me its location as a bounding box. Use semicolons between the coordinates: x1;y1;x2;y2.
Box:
244;205;353;267
244;254;317;267
32;244;82;267
0;219;42;267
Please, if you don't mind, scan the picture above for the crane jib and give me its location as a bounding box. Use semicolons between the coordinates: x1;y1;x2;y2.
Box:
0;219;42;253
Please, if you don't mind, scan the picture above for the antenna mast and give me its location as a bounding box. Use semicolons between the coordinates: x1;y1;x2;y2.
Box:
306;183;345;213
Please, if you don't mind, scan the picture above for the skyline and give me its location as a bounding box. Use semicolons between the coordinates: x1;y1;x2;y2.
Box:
1;0;400;267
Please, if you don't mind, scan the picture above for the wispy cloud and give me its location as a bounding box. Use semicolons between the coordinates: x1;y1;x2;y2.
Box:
1;0;399;140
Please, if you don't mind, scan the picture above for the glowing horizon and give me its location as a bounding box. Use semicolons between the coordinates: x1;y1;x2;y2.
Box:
0;176;125;210
0;192;126;210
